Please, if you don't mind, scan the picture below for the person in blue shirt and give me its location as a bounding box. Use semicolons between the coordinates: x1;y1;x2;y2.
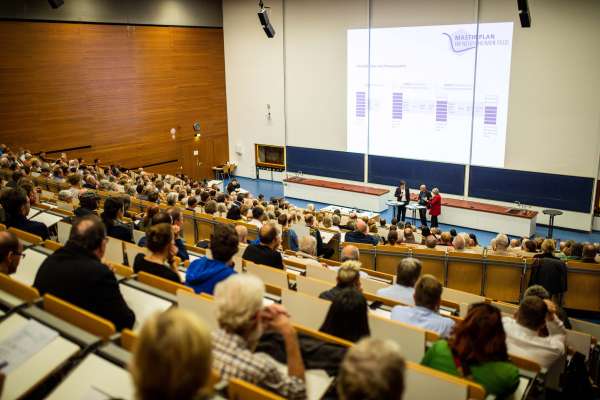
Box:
377;257;422;306
186;223;238;295
391;274;455;338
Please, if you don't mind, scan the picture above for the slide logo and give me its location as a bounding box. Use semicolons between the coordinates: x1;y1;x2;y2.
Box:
443;29;499;54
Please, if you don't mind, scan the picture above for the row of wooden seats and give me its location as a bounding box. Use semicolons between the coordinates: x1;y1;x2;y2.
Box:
346;242;600;312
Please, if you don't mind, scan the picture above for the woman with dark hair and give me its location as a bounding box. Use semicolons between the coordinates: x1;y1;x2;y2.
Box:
134;223;181;283
138;205;159;232
101;196;134;242
422;303;519;397
226;205;242;221
319;288;370;343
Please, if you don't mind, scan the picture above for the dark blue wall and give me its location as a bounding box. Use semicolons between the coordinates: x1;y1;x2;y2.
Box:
469;166;594;213
286;146;364;182
368;155;465;195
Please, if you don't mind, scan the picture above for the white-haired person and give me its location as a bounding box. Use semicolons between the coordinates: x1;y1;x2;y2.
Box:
130;309;214;400
489;233;517;257
337;338;406;400
211;274;306;400
286;235;325;269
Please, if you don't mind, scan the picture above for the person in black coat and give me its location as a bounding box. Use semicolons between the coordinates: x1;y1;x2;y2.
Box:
0;187;49;240
417;184;432;227
529;239;567;305
33;215;135;331
101;196;133;243
242;223;284;269
394;180;410;222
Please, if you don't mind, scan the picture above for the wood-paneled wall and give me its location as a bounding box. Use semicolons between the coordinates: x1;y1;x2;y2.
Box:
0;21;228;178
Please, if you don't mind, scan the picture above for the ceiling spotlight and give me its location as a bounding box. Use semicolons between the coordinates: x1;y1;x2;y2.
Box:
258;1;275;38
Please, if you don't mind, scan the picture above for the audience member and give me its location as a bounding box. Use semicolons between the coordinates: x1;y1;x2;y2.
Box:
424;235;438;249
340;244;359;262
212;274;306;399
101;196;133;242
320;287;370;343
582;244;598;263
0;231;22;275
242;222;284;269
390;275;454;337
131;309;213;400
305;214;334;258
523;285;571;329
74;191;99;218
134;223;181;283
403;227;416;244
249;207;264;228
422;303;519;397
0;188;49;240
337;338;405;400
503;296;566;372
528;239;567;304
186;223;238;295
319;261;362;301
33;215;135;330
377;258;421;305
488;233;515;256
278;213;298;251
345;219;378;246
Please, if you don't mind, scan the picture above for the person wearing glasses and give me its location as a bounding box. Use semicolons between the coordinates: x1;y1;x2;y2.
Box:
0;231;24;275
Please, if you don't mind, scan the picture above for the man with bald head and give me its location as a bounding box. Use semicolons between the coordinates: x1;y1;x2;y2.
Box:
0;231;23;275
242;222;284;269
34;215;135;330
344;219;379;246
417;184;432;227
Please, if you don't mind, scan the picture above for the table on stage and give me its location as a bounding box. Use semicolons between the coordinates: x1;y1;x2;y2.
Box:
284;177;389;212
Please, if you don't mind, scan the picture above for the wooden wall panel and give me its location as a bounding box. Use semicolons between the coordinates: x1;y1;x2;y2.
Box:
0;21;228;178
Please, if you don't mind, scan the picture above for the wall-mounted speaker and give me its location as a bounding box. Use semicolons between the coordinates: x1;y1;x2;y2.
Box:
517;0;531;28
48;0;64;9
258;8;275;38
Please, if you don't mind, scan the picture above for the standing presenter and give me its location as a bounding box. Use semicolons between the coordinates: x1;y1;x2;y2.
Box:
394;180;410;222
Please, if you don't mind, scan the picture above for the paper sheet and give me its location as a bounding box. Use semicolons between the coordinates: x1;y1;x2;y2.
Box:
274;362;333;400
31;212;64;227
320;230;335;244
0;319;58;374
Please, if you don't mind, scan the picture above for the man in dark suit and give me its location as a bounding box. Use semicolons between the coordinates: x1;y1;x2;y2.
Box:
417;184;432;228
33;215;135;331
242;222;284;269
344;220;379;246
0;188;49;240
394;180;410;222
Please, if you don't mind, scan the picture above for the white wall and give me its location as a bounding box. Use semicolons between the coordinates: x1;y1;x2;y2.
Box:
223;0;600;228
223;0;285;178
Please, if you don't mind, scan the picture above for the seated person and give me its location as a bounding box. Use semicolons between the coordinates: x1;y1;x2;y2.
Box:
320;287;370;342
344;219;379;246
390;275;454;338
423;235;438;249
0;188;49;240
386;230;403;246
0;231;23;275
422;303;519;398
101;196;134;243
226;204;242;221
131;309;213;400
186;223;238;295
377;257;421;305
337;338;405;400
242;222;283;269
305;214;334;258
138;210;189;261
74;191;99;218
503;296;566;371
249;207;264;228
134;223;181;283
212;274;306;399
319;261;362;301
278;213;298;251
528;239;567;303
33;215;135;331
403;227;416;244
524;284;571;329
286;236;323;269
582;244;598;263
488;233;517;257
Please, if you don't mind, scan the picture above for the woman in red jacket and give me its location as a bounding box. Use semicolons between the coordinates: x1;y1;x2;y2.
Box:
428;187;442;228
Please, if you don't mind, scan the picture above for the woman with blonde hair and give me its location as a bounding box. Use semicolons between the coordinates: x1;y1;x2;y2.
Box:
131;309;214;400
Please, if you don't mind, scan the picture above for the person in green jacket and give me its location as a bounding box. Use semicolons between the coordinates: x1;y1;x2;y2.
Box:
422;303;520;398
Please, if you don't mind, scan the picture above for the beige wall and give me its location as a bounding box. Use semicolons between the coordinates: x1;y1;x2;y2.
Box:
224;0;600;182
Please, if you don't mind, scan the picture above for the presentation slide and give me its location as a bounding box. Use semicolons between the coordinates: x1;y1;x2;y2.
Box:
347;23;514;167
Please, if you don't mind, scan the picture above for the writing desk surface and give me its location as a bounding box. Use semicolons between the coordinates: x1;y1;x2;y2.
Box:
46;353;134;400
119;283;173;331
12;247;48;286
0;314;80;400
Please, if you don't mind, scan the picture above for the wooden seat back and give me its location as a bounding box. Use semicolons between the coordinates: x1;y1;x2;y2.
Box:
0;273;40;303
177;290;219;331
43;294;116;340
8;227;43;245
196;213;215;241
374;245;412;275
137;271;193;295
244;260;289;289
411;248;446;282
484;255;526;303
295;275;332;298
281;289;329;330
446;251;484;295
